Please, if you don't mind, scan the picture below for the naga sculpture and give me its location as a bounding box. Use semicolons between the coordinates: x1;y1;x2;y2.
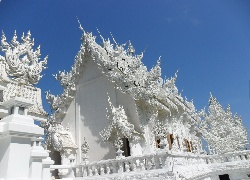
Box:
0;31;47;85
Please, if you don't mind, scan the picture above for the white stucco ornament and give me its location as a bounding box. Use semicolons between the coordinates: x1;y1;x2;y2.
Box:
42;114;77;152
100;96;141;158
81;137;90;155
0;31;47;85
198;93;248;154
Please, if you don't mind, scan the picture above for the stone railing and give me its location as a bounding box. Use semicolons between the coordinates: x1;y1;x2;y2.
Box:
178;150;250;180
50;164;75;179
75;151;208;177
49;150;250;179
206;150;250;164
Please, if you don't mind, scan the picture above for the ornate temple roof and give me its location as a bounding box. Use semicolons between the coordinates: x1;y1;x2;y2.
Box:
46;24;198;124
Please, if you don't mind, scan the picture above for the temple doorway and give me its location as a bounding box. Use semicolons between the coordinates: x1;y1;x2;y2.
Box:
121;138;131;157
219;174;230;180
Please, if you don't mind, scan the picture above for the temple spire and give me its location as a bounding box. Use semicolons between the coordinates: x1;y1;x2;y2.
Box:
76;16;85;34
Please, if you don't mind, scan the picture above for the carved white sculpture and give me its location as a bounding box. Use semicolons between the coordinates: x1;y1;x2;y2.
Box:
0;31;47;85
198;93;248;154
0;31;48;119
42;115;77;149
100;96;141;158
81;137;90;165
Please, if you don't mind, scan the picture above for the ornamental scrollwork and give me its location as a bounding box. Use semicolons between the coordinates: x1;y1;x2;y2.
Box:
0;31;47;85
100;96;141;150
41;114;77;152
198;93;248;154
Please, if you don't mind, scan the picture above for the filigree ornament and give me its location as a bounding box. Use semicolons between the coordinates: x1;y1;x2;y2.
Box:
113;137;123;150
0;31;47;85
41;114;77;152
100;96;141;148
198;93;248;154
46;25;199;127
153;120;169;139
81;137;89;154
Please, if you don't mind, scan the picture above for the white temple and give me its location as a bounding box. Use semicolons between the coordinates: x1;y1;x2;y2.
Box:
0;25;249;180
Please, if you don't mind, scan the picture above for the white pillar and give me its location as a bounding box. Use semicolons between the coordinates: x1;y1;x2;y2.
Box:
42;157;54;180
0;136;31;179
29;137;50;180
0;97;44;180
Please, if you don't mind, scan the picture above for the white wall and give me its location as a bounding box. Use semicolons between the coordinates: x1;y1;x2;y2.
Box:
61;57;117;163
0;136;31;179
0;136;10;178
61;57;153;162
61;98;76;142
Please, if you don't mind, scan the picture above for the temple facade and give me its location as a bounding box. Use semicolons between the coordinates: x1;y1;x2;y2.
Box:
0;27;249;180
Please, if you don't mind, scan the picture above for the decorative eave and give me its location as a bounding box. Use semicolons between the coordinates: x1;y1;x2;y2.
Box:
100;96;142;153
47;26;199;121
2;96;34;108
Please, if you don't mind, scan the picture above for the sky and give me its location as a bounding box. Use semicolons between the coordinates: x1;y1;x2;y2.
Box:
0;1;250;137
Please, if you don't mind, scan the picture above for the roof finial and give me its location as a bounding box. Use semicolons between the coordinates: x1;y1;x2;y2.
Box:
96;27;105;42
110;32;117;46
76;16;85;33
142;44;147;54
127;40;135;55
106;93;113;109
175;69;179;78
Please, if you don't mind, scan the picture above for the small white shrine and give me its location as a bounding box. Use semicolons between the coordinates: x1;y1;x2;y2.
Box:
0;25;249;180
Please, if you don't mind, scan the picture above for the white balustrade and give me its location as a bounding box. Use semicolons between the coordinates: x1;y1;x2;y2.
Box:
70;151;208;177
203;150;250;166
50;150;250;178
50;165;74;178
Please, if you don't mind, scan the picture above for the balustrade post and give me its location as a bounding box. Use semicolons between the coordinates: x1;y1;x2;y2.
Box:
82;165;88;177
136;159;141;170
76;165;83;177
112;162;117;173
99;164;105;175
117;162;124;173
106;164;111;174
131;159;137;171
158;156;163;169
88;166;93;176
93;165;99;176
139;158;145;171
151;156;156;169
125;161;130;172
146;157;151;170
159;155;167;169
235;155;241;161
162;156;170;169
231;154;236;161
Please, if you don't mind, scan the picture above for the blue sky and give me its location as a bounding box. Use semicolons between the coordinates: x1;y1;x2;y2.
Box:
1;1;250;134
